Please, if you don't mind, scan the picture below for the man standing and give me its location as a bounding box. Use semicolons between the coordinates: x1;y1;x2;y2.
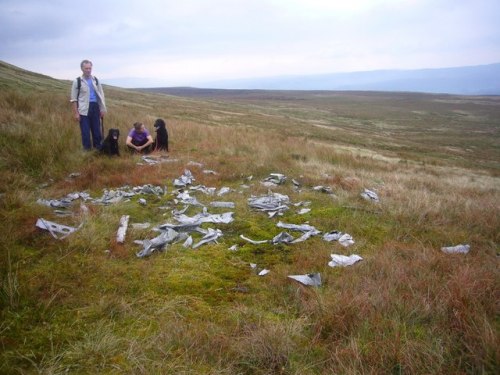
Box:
70;60;107;150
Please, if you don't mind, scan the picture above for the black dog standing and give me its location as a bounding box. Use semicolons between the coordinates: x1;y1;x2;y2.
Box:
153;118;169;152
100;128;120;156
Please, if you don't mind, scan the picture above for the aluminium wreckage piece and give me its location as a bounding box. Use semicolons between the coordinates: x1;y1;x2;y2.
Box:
247;192;290;217
288;273;322;286
323;231;355;247
261;173;287;187
35;218;81;239
328;254;363;267
116;215;130;243
441;244;470;254
173;169;195;188
192;228;223;249
361;188;379;202
135;228;180;258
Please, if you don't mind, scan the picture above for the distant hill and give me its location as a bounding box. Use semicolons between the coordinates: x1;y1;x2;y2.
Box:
197;63;500;95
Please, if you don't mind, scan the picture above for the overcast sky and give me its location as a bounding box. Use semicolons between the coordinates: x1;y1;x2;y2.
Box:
1;0;499;87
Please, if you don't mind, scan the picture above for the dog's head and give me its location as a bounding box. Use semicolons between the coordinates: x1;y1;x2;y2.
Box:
154;118;166;131
108;128;120;140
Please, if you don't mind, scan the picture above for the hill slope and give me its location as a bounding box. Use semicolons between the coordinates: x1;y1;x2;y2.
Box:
0;62;499;374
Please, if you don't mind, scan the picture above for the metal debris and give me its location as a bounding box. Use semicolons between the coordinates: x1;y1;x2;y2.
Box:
441;244;470;254
35;218;80;239
288;273;322;286
361;188;379;202
136;228;180;258
192;228;223;249
313;186;334;194
116;215;130;243
175;191;204;206
203;169;218;175
272;232;295;244
328;254;363;267
262;173;287;186
190;185;216;195
276;221;320;234
217;187;231;196
323;231;355;247
183;236;193;248
228;244;239;251
138;198;147;206
174;169;195;187
141;155;173;165
188;161;203;168
240;235;269;245
248;192;290;217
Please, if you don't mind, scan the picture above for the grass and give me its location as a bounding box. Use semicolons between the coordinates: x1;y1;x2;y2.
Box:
0;60;499;374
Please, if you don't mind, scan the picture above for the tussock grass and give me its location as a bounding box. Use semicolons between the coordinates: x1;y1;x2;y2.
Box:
0;63;498;374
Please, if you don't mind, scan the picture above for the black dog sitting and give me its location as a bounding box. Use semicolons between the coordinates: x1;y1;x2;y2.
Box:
100;128;120;156
153;118;169;152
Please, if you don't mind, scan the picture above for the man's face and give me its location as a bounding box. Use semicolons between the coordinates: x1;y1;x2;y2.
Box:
81;63;92;76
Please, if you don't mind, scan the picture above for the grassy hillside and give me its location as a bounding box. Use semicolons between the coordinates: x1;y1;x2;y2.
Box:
0;61;499;374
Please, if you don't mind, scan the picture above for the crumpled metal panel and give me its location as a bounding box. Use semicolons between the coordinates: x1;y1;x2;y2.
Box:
136;228;180;258
288;273;322;286
328;254;363;267
35;218;80;239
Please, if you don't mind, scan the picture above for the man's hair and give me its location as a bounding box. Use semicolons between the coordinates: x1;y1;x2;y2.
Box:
80;59;93;69
133;122;143;131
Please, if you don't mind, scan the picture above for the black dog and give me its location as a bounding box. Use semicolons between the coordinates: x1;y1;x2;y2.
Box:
153;118;169;152
100;128;120;156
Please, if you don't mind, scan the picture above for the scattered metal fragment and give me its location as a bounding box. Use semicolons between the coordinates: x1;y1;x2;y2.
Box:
183;236;193;248
258;269;270;276
136;184;164;195
323;231;355;247
203;169;218;175
313;186;334;194
173;210;234;226
228;244;239;251
240;235;269;245
68;172;81;178
297;208;311;215
138;198;147;206
187;161;204;168
288;273;322;286
292;179;301;187
441;244;470;254
276;221;320;243
136;228;180;258
192;228;223;249
262;173;287;186
272;232;295;244
141;155;172;165
190;185;216;195
248;192;290;217
276;221;320;234
361;188;379;202
35;218;80;239
217;187;231;196
174;169;195;187
175;191;204;206
116;215;130;243
328;254;363;267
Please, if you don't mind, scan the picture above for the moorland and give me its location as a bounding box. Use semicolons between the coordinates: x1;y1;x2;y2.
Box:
0;60;499;374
